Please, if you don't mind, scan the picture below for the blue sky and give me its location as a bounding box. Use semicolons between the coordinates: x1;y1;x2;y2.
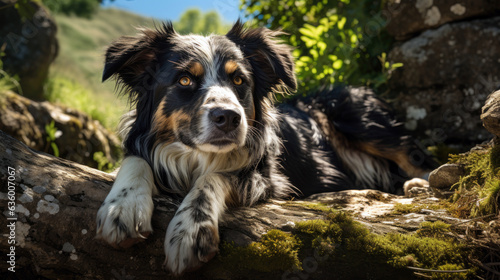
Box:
102;0;243;23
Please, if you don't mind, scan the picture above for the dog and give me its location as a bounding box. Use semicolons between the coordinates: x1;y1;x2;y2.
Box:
96;21;435;275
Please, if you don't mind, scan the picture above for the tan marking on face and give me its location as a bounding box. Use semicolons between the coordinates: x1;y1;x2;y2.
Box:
224;60;238;75
170;111;191;132
189;62;204;77
151;102;191;146
152;101;172;135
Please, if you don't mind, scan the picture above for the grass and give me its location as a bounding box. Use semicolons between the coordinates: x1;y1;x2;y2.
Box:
44;76;125;129
47;8;158;130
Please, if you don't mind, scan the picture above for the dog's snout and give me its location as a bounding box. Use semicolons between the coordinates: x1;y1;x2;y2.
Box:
209;108;241;133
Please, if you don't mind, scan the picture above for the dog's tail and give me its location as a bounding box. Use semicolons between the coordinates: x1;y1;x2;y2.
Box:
295;86;438;193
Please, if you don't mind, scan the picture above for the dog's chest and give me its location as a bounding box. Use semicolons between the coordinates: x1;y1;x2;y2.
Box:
153;142;251;194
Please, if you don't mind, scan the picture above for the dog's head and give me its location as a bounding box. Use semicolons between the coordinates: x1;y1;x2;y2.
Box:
103;21;296;154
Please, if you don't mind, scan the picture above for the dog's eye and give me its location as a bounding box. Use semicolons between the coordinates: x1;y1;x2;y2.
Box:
178;76;192;86
233;76;243;86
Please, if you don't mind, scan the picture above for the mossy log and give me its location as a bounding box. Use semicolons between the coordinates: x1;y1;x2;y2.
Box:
0;130;474;279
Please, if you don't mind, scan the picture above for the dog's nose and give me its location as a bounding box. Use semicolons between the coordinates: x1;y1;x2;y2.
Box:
209;108;241;133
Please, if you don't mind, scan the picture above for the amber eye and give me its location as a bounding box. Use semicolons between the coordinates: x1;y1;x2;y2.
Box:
179;76;192;86
233;76;243;86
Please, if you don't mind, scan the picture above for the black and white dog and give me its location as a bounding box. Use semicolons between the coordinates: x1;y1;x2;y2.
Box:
96;21;435;275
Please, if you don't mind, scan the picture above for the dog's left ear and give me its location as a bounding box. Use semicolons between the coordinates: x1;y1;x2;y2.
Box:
226;21;297;97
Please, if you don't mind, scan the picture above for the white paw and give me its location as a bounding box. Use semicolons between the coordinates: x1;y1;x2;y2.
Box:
403;178;431;198
163;209;219;276
96;184;154;247
96;156;156;247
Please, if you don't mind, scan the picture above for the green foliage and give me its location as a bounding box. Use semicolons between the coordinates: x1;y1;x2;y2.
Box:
448;148;500;218
43;0;100;18
176;8;230;35
220;229;302;272
93;151;115;172
14;0;39;20
0;47;22;94
44;120;60;157
241;0;396;93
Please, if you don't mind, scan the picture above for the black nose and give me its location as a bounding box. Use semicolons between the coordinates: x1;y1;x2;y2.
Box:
209;108;241;133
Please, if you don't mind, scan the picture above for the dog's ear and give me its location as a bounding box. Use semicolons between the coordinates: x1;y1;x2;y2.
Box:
102;22;176;94
226;21;297;97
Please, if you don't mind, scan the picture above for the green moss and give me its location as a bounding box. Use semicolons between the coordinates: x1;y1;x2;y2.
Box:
283;201;333;213
416;221;451;239
490;144;500;171
392;203;445;215
448;147;500;218
217;211;473;278
219;229;301;273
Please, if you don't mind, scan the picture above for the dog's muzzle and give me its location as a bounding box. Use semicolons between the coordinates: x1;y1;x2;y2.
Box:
197;86;248;153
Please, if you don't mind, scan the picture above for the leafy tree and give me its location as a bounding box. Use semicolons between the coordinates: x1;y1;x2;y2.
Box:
201;11;223;34
241;0;399;93
175;8;229;35
176;8;203;34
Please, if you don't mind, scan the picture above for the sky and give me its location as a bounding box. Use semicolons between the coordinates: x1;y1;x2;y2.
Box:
102;0;244;23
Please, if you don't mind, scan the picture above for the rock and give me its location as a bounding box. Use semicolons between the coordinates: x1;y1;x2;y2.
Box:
428;163;466;197
388;17;500;144
386;0;500;40
0;0;58;100
0;91;121;169
481;90;500;139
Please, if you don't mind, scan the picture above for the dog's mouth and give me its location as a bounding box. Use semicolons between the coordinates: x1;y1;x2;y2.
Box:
197;136;240;153
209;138;237;147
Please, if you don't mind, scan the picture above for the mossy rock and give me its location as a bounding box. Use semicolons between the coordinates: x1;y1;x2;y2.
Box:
448;145;500;218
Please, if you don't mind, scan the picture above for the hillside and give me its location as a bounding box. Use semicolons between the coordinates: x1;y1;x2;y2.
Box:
48;8;159;129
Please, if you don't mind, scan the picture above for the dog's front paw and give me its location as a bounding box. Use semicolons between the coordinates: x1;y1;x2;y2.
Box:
163;213;219;275
96;186;154;248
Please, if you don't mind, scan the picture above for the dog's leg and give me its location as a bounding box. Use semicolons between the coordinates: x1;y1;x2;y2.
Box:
164;173;228;275
96;156;157;247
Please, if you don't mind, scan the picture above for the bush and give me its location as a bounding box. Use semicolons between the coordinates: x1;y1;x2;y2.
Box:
241;0;398;93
